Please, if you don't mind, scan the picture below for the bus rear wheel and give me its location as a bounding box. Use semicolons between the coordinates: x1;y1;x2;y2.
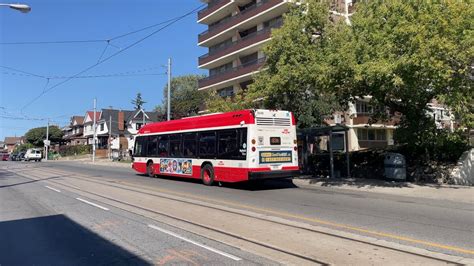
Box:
146;162;155;177
201;164;215;186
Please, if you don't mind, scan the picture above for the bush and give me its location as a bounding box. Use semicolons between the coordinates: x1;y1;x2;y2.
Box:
59;145;91;157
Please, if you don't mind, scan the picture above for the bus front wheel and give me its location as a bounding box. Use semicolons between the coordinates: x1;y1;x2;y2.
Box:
146;162;155;177
201;164;215;186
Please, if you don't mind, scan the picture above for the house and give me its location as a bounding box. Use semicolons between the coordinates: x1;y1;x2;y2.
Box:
3;137;23;153
62;116;87;146
82;109;161;158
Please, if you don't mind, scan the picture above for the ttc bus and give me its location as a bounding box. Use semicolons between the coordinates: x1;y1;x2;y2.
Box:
132;109;299;185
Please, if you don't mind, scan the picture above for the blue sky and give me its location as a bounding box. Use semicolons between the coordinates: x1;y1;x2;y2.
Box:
0;0;206;140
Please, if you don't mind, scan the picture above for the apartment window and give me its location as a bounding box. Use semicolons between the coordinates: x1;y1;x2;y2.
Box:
210;62;233;77
209;38;233;54
357;129;386;141
217;86;234;98
239;26;257;38
239;0;256;12
356;100;384;114
263;16;283;29
240;52;258;66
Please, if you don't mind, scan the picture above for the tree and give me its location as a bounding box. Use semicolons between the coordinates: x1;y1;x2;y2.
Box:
24;126;63;147
209;1;344;128
339;1;473;149
156;74;210;119
131;92;146;110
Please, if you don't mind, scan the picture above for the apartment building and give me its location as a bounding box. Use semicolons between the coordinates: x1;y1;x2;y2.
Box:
197;0;288;95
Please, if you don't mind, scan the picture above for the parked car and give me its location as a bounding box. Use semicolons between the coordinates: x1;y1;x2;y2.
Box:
25;149;42;162
9;153;18;161
1;153;9;161
18;152;26;161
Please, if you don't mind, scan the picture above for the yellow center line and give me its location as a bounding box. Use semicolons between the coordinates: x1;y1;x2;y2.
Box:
37;167;474;255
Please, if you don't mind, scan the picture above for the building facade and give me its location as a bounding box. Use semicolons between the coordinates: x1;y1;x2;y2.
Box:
197;0;288;95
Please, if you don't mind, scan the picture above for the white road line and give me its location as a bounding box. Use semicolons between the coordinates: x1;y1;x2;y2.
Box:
148;224;242;261
45;186;61;193
76;198;109;211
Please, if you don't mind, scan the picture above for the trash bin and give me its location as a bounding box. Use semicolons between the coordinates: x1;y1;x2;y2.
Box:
112;149;121;161
384;153;406;181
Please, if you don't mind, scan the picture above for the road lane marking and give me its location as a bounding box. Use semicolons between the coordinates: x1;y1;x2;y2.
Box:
32;167;474;255
76;198;109;211
148;224;242;261
45;186;61;193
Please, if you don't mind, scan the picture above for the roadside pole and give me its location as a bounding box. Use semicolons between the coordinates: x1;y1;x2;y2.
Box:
92;98;96;163
167;57;171;121
45;118;49;161
108;115;112;160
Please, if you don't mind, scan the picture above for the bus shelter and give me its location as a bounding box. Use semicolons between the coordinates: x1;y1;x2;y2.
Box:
297;125;350;178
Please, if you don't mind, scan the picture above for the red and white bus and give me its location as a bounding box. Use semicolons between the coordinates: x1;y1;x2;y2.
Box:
132;109;299;185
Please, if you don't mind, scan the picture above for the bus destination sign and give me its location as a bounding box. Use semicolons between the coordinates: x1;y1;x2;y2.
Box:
259;151;292;164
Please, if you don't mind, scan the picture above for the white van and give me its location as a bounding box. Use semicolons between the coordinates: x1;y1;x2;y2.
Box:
25;149;42;162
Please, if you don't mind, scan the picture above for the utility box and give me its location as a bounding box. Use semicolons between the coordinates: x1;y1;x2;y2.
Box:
384;153;406;181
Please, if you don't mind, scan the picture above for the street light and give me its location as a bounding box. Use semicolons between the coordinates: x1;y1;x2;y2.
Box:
0;3;31;13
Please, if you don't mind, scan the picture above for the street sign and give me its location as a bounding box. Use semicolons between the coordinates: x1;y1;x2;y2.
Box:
44;140;51;146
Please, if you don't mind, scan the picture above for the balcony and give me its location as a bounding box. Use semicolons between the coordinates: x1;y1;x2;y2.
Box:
198;0;285;45
198;57;265;90
198;0;232;23
353;114;401;126
199;26;274;67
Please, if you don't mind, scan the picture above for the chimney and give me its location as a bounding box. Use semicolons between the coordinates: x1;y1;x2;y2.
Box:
118;112;124;131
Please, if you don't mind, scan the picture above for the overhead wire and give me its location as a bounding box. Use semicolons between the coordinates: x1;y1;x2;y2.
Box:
19;4;204;112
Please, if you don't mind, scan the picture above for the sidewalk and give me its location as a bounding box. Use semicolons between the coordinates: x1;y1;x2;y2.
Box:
293;177;474;204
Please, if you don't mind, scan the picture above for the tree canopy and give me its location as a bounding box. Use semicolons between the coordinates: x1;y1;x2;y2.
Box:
156;74;209;119
131;92;146;110
25;126;63;147
210;0;473;140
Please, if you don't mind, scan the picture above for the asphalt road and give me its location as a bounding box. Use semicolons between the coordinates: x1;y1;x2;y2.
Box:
1;160;473;264
0;162;274;265
41;161;474;258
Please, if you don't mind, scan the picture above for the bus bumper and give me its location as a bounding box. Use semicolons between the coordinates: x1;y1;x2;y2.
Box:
248;170;300;180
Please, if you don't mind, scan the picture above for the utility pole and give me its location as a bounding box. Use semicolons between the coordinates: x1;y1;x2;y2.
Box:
142;108;145;127
92;98;97;163
108;115;112;160
167;57;171;121
45;118;49;161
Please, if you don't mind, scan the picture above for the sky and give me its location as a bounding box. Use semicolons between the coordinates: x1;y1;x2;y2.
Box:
0;0;207;140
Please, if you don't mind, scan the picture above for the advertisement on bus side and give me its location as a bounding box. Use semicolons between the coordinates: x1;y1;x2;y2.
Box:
160;159;192;175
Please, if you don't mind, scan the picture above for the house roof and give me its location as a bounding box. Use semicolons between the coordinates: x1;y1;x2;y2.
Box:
94;109;162;136
4;137;22;145
85;111;101;123
72;116;84;125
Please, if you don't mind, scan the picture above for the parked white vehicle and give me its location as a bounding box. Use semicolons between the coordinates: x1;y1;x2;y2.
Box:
25;149;42;162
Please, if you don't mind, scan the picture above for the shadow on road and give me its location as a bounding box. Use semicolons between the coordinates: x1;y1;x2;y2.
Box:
0;174;71;189
0;215;151;265
142;173;298;191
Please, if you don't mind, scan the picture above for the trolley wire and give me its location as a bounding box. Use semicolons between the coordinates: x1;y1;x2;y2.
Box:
19;4;204;112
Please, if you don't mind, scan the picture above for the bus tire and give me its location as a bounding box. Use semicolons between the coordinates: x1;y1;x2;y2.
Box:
201;164;214;186
146;161;155;177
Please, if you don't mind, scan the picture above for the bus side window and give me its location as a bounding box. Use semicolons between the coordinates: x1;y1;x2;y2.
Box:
158;135;169;157
169;134;182;158
147;135;158;157
134;136;147;157
237;128;248;160
218;130;238;159
198;131;216;159
183;133;197;158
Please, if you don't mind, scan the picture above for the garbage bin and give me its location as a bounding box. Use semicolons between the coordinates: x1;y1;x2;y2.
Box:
384;153;406;181
112;149;121;161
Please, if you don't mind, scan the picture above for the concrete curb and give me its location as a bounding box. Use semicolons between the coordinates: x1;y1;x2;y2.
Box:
293;178;473;204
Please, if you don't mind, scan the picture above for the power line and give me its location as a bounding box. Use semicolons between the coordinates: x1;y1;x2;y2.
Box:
0;11;199;46
1;65;166;79
20;4;204;112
